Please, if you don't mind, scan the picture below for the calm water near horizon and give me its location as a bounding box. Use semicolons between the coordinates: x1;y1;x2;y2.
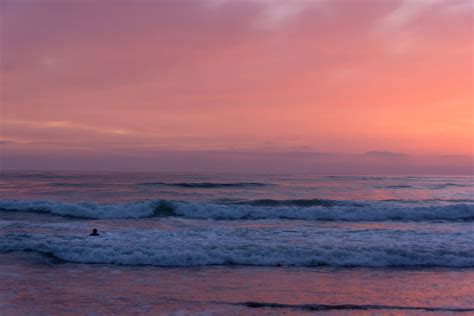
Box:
1;171;473;314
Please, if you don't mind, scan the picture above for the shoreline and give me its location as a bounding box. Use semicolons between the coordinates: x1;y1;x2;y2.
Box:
2;252;473;315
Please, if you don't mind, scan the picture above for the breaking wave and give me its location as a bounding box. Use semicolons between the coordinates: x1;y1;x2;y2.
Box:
0;199;473;222
1;223;473;267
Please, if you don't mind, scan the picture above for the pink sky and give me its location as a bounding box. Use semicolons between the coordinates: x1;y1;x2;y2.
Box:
1;0;473;173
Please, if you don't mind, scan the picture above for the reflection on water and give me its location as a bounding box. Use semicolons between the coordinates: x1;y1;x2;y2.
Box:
1;171;473;203
1;253;473;315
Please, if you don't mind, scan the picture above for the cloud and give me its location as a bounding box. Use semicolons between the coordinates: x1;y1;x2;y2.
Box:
208;0;320;28
381;0;437;28
375;0;473;54
364;151;408;159
2;119;132;136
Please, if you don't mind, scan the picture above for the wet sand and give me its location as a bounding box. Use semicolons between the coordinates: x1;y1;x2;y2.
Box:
1;253;473;315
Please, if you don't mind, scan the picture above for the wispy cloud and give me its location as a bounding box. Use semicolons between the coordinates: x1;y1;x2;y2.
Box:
2;119;132;136
208;0;320;28
381;0;437;29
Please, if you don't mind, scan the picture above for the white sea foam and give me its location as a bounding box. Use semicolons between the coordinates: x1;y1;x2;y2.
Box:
1;224;473;267
172;201;474;221
0;199;473;222
0;200;157;219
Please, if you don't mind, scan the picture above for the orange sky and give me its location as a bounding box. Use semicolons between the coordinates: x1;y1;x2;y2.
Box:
1;0;473;172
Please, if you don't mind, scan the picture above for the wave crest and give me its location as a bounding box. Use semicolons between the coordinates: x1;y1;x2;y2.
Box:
1;199;473;222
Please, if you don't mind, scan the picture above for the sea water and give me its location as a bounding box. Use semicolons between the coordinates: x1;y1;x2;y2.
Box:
0;171;473;314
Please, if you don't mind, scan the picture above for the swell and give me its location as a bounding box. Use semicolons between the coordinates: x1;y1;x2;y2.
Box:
1;199;473;222
232;198;346;207
234;301;474;312
430;183;472;189
51;182;102;187
136;182;268;188
374;183;472;189
374;185;413;189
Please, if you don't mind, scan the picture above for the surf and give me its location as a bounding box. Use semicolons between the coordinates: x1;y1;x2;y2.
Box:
1;199;473;222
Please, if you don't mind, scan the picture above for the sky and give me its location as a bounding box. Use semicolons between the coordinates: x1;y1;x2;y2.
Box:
1;0;473;173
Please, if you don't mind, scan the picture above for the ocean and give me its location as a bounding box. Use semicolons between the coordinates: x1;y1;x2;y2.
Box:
0;171;473;315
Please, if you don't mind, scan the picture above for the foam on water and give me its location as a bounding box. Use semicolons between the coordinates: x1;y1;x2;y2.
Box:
1;222;473;267
1;199;473;221
1;173;473;271
0;199;158;219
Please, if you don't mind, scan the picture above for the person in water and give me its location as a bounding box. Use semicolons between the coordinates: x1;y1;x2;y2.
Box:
90;228;100;236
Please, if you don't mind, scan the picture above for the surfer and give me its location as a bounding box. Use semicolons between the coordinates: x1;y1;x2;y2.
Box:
89;228;100;236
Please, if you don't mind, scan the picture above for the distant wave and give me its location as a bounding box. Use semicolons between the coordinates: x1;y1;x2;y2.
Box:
375;183;472;189
374;185;413;189
234;302;474;312
430;183;472;189
51;183;99;187
233;198;346;207
1;199;473;222
136;182;268;188
382;198;474;203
